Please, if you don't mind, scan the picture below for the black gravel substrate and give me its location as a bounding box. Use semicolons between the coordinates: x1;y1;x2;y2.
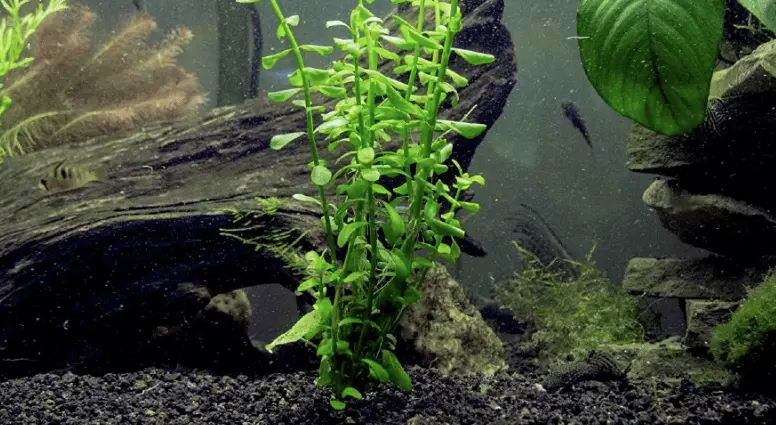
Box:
1;367;774;425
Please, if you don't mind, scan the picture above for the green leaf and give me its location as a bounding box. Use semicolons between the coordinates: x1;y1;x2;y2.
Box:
300;44;334;55
357;147;375;164
288;67;332;87
275;15;299;40
343;272;365;283
452;48;495;65
381;201;406;245
326;20;350;29
314;85;347;98
380;34;414;50
265;309;321;352
292;193;322;206
459;201;480;213
296;277;318;292
316;117;348;134
577;0;725;136
361;358;389;383
311;165;333;186
317;357;332;386
261;49;292;69
330;400;346;410
393;15;443;50
342;387;363;400
469;175;486;186
435;120;487;139
384;83;425;119
737;0;776;32
382;350;412;391
338;317;363;328
268;88;302;102
337;221;366;248
270;132;305;150
360;168;381;182
427;218;465;239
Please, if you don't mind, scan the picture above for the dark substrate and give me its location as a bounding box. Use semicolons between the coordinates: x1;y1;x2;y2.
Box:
1;366;773;425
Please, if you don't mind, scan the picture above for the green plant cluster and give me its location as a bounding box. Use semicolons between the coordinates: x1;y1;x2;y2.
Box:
494;242;644;364
711;270;776;388
575;0;776;137
0;0;68;162
236;0;494;410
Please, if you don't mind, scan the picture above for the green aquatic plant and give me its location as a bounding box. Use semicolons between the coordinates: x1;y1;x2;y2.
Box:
711;269;776;391
0;0;68;162
575;0;776;137
235;0;493;410
576;0;725;137
494;241;643;364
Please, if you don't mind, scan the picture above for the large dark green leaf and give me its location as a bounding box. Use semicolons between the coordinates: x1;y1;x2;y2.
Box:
577;0;725;136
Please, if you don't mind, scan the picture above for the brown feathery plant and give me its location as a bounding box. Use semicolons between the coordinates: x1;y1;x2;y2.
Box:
0;3;205;157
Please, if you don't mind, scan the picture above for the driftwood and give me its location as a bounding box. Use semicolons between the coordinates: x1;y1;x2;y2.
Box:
0;0;516;376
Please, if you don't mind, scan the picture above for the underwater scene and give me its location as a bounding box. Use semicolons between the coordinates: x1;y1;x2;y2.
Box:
2;0;776;423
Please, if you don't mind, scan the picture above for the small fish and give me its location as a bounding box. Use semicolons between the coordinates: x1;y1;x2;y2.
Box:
39;160;105;193
561;101;593;150
132;0;146;13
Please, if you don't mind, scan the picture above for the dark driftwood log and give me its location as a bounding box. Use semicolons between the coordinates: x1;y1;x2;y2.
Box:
0;0;516;376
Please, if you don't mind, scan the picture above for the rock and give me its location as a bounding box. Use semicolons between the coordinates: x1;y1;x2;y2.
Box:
399;265;507;376
642;179;776;257
623;257;770;301
684;300;738;356
600;339;729;384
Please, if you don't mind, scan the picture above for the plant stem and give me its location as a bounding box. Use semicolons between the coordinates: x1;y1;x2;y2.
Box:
354;20;381;363
266;0;342;389
401;0;459;261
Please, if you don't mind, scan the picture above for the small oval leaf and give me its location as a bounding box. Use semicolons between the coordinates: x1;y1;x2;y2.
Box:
311;165;333;186
261;49;292;69
271;132;305;150
452;48;495;65
268;88;302;102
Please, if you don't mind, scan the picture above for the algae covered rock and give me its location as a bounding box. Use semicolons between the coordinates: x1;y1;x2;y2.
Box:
599;338;728;384
400;265;506;376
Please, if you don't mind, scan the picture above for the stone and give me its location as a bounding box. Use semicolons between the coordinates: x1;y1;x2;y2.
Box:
642;179;776;257
400;264;507;376
684;300;739;355
599;339;729;384
623;257;770;301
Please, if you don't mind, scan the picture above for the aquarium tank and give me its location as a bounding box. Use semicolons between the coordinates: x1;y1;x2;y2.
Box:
1;0;776;424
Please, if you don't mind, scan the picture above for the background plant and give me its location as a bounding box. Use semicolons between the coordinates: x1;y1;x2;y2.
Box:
0;4;203;158
236;0;494;410
494;241;644;364
576;0;776;137
0;0;67;162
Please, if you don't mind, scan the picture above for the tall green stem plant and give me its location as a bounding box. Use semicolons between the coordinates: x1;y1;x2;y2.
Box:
237;0;494;409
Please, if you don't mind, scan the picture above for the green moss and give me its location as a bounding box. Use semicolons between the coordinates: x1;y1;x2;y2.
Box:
711;269;776;388
495;242;644;364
